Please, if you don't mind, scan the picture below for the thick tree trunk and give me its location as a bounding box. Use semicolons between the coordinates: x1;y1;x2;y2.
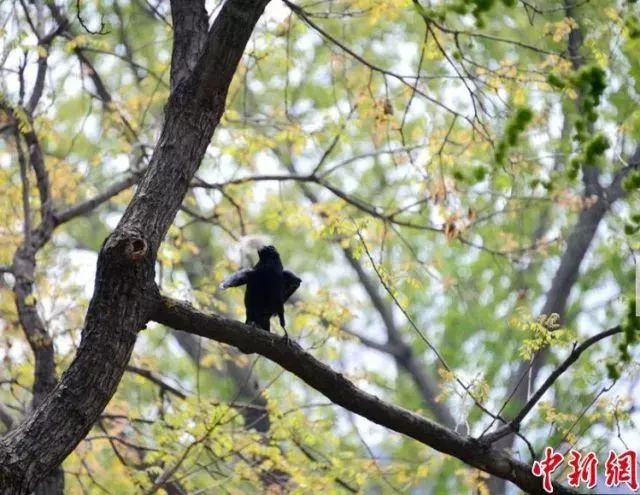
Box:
0;1;270;492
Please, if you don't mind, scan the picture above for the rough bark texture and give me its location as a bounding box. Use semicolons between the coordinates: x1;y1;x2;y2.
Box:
9;90;64;495
169;0;209;90
0;1;270;492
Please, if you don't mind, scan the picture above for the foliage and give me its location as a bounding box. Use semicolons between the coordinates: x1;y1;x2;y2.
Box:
0;0;639;493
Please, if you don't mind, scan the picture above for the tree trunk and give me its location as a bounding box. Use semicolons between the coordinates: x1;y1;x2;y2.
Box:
0;1;270;491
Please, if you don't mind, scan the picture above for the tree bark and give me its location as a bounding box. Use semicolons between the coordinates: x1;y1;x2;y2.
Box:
0;1;270;492
283;158;456;428
153;295;580;495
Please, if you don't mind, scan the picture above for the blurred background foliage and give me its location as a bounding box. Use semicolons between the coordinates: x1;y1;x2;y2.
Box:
0;0;639;493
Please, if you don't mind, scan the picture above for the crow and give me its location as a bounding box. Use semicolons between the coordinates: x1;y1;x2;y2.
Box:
220;245;301;342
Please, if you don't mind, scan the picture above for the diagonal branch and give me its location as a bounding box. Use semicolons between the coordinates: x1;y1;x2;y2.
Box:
483;325;622;444
281;0;485;138
125;365;187;399
152;294;579;495
262;153;456;426
0;406;13;432
54;173;141;226
485;4;635;487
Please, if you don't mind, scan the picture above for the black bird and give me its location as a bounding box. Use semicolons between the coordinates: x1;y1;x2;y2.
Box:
220;245;301;341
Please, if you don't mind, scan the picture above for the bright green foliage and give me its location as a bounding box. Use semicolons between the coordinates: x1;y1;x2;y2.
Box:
512;311;574;361
495;107;534;165
608;297;640;379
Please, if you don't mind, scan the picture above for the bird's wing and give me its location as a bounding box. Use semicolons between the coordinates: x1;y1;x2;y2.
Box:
219;268;253;289
282;270;302;302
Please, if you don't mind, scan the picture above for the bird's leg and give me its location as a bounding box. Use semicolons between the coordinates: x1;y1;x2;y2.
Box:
278;310;292;345
281;326;291;345
278;309;285;328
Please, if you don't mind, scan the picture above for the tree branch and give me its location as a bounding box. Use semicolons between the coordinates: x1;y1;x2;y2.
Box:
151;295;579;495
54;173;141;226
0;406;14;432
268;154;455;427
486;7;629;487
125;365;187;399
191;173;441;232
0;1;271;491
483;326;622;444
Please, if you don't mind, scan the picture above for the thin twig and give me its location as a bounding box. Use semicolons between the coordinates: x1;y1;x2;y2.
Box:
482;326;622;444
